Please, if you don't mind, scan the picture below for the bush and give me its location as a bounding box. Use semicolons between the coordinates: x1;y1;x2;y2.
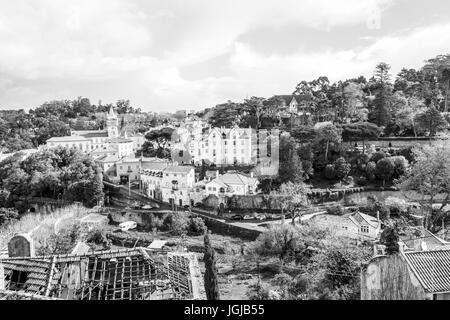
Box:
164;213;189;236
356;176;367;186
37;223;82;255
375;157;395;184
369;151;386;163
359;196;390;220
365;161;376;181
385;196;407;216
327;205;345;216
324;164;335;180
188;217;207;236
390;156;408;180
334;157;351;181
0;208;19;226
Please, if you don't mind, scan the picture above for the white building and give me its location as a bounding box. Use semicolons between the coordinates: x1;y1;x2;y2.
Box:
204;171;259;197
141;163;195;206
45;106;135;158
116;156;169;184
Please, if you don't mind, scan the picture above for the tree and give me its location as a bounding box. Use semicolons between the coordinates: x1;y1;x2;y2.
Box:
341;122;382;153
415;106;447;137
392;96;426;137
375;157;395;186
398;137;450;230
313;124;342;164
278;136;304;183
142;127;174;158
0;207;19;226
278;182;310;225
244;96;266;129
380;222;400;255
204;232;220;300
371;62;393;127
423;54;450;112
333;157;351;181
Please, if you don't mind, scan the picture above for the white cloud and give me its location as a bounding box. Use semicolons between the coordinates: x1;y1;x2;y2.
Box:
0;0;449;112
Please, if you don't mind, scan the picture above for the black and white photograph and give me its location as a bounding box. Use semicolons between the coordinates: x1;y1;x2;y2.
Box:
1;0;450;308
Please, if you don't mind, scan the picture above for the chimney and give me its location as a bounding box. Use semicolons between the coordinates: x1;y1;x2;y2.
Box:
216;170;219;179
250;172;254;178
376;210;380;223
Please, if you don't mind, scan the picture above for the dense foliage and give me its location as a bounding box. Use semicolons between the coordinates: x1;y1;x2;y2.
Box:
0;146;104;207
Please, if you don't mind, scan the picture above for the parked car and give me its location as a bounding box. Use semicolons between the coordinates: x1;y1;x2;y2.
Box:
230;214;244;220
255;214;267;220
119;221;137;231
243;215;253;220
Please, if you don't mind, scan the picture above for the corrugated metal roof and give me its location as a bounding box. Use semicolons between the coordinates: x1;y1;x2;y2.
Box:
403;250;450;293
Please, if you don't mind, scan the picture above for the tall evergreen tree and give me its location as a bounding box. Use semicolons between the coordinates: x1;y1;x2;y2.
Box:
372;62;393;127
203;231;220;300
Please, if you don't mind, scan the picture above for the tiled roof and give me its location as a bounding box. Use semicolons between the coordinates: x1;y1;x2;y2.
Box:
217;173;257;186
401;230;450;251
46;135;89;142
164;165;194;174
96;155;120;163
109;137;133;143
79;131;109;138
403;249;450;293
141;162;169;172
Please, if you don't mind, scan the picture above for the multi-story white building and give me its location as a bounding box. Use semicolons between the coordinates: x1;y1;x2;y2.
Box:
115;156;169;184
45;106;136;158
141;163;195;207
172;126;253;166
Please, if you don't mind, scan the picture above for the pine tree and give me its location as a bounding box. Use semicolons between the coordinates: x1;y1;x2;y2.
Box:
373;62;393;127
203;231;220;300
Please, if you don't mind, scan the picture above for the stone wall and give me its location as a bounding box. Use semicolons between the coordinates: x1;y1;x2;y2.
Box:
361;254;430;300
200;215;262;241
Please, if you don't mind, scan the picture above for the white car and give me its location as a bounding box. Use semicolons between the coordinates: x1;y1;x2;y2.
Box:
119;221;137;231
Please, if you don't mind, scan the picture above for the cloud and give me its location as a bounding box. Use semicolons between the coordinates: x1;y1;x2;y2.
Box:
0;0;449;112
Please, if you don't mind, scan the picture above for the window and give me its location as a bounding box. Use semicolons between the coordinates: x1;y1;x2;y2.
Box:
233;141;236;146
119;166;123;170
360;226;369;233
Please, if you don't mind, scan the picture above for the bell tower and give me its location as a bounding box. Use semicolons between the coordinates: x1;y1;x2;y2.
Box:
106;106;119;139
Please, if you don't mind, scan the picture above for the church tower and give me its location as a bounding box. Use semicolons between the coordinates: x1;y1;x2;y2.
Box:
106;106;119;139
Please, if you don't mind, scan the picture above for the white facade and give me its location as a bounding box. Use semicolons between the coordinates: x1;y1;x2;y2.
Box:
181;126;253;166
203;172;259;197
45;106;136;159
141;164;195;206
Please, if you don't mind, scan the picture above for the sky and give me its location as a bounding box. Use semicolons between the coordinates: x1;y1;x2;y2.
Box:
0;0;450;112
